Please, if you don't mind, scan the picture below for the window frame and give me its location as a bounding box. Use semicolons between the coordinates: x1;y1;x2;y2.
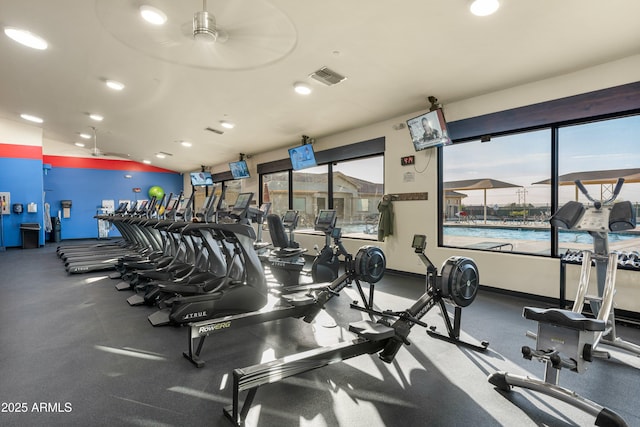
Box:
258;137;385;239
438;81;640;257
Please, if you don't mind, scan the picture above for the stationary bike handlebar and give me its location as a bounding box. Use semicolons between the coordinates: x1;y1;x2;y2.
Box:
575;178;624;207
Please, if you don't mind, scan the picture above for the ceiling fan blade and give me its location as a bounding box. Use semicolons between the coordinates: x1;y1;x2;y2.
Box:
95;0;297;70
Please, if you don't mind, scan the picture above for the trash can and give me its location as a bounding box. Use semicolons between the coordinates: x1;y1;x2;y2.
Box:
20;223;41;249
50;217;61;243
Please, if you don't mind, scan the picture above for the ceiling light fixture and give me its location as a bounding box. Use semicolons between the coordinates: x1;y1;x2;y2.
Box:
142;160;151;164
140;5;167;25
4;27;48;50
74;142;85;147
470;0;500;16
293;82;312;95
220;120;235;129
155;153;166;159
79;133;91;139
89;113;104;122
105;80;125;91
180;141;192;147
20;113;43;123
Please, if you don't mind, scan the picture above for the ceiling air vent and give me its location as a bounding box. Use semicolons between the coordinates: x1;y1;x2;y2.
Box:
309;66;347;86
205;127;224;135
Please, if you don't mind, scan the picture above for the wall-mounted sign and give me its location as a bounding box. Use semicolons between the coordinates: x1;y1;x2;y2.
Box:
0;192;10;215
401;155;415;166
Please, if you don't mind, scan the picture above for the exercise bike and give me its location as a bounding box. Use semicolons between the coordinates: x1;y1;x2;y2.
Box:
488;178;634;427
223;235;488;425
267;209;345;286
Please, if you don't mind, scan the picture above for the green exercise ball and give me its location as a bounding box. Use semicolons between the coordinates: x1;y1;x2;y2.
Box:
148;185;165;200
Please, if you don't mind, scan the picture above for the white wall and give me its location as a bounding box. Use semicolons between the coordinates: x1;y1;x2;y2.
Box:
0;117;43;146
216;55;640;311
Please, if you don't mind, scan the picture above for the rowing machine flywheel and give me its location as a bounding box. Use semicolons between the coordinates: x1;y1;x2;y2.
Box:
354;246;386;283
439;256;479;307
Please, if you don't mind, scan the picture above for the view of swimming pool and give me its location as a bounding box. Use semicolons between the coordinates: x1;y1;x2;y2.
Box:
443;225;638;244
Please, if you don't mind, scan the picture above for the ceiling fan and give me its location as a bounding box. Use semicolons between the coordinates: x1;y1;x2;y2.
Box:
96;0;297;70
86;127;130;160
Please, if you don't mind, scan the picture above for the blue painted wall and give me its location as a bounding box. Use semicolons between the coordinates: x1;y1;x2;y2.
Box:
43;163;182;240
0;156;45;248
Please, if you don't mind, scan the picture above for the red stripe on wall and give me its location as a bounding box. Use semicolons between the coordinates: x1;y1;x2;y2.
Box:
0;143;43;159
43;155;178;173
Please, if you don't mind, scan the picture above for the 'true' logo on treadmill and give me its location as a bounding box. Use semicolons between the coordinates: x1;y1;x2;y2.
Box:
183;311;207;320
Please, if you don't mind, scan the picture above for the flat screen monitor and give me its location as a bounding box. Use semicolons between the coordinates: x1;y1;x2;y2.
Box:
229;160;250;180
190;171;213;186
232;192;253;211
406;108;451;151
288;144;317;170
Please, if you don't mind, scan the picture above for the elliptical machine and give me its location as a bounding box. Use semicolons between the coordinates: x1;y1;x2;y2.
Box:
488;178;634;427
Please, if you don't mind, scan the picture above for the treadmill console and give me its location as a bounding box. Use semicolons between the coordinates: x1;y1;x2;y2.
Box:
314;210;337;233
230;192;254;218
247;202;271;224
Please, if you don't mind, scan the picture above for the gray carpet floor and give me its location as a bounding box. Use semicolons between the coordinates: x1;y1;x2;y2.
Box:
1;241;639;426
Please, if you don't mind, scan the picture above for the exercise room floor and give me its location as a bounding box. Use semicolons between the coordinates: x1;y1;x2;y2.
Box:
1;242;639;427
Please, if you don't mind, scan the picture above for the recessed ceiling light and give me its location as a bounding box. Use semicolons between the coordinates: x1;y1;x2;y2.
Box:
74;142;85;147
4;27;48;50
155;153;166;159
79;133;91;139
20;113;43;123
293;82;312;95
470;0;500;16
180;141;192;147
142;159;151;164
89;113;104;122
106;80;125;91
139;5;167;25
220;121;235;129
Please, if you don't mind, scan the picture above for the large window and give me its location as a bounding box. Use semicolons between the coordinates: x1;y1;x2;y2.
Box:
262;171;289;217
258;139;385;240
333;156;383;237
441;106;640;257
442;130;551;255
558;115;640;253
292;164;329;230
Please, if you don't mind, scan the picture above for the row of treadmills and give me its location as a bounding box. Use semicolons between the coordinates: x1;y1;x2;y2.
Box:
55;190;277;326
55;191;377;330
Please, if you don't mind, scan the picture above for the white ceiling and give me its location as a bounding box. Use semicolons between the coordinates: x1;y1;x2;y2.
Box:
1;0;639;172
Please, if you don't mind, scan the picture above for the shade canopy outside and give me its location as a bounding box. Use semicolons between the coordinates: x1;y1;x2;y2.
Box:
532;168;640;201
444;178;522;223
533;168;640;185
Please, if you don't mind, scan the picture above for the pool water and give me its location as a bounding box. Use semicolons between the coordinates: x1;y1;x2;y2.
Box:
443;226;637;244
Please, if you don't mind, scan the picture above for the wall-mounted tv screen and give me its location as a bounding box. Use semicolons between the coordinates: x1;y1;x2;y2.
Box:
406;108;451;151
229;160;250;179
288;144;317;170
190;171;213;186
